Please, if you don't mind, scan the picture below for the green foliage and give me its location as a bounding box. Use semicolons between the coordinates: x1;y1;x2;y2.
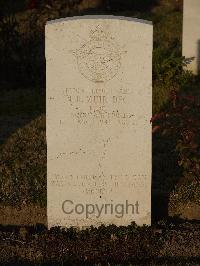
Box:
153;10;182;50
151;4;189;114
153;89;200;183
174;100;200;183
153;48;192;113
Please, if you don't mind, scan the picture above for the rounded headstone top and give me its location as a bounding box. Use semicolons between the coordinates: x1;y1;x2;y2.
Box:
46;15;153;26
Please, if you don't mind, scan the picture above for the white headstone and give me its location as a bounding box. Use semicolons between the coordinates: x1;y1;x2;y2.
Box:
46;16;152;229
183;0;200;74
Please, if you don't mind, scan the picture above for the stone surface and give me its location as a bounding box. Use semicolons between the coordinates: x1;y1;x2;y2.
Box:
183;0;200;74
46;15;153;228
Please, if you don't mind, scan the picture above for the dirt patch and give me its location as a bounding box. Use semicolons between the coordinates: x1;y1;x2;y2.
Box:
0;205;47;226
169;202;200;220
169;181;200;220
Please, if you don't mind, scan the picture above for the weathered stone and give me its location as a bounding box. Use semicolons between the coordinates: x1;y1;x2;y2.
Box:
183;0;200;74
46;15;153;228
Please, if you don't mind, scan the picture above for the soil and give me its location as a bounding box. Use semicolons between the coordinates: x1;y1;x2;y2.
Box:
0;205;47;227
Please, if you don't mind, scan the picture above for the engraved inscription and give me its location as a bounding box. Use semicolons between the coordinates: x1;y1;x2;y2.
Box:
46;17;152;228
64;87;135;126
73;26;126;83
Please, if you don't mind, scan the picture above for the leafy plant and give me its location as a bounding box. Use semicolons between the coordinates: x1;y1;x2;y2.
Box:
152;89;200;183
152;47;192;113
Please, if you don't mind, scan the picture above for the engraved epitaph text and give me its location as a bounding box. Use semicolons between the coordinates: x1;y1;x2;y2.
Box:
46;16;153;228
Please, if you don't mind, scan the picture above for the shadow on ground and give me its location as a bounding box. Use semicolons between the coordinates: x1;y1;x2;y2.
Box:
0;88;45;145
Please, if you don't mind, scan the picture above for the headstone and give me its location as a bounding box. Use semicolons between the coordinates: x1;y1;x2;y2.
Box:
46;15;152;228
183;0;200;74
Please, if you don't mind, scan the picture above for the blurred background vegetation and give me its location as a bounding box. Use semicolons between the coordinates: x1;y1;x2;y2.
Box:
0;0;199;220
